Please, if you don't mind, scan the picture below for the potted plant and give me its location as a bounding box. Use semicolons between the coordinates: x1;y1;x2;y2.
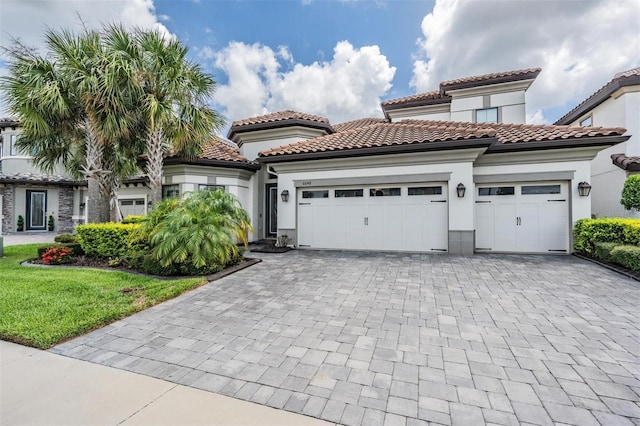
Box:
17;215;24;232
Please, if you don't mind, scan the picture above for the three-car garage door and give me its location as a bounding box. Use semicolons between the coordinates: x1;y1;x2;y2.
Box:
475;182;569;253
297;183;448;252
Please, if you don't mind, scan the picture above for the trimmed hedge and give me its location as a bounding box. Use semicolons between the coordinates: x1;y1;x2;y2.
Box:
76;223;139;259
122;215;145;224
573;218;640;255
54;234;78;244
593;241;617;263
611;245;640;271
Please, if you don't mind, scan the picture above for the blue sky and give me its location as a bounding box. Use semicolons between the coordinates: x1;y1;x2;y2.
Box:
1;0;639;128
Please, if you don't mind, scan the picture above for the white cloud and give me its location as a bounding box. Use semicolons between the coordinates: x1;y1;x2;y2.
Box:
0;0;171;115
411;0;640;123
0;0;170;55
212;40;396;124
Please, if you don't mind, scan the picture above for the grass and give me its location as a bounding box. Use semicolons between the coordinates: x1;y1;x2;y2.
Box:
0;244;204;349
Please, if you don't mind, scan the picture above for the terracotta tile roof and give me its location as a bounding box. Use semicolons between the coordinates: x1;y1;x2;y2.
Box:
555;67;640;125
611;153;640;171
381;90;451;107
230;110;331;128
333;118;388;132
227;110;335;141
165;136;259;170
258;119;627;160
381;68;540;112
0;173;80;186
259;121;496;158
401;119;627;145
439;67;542;90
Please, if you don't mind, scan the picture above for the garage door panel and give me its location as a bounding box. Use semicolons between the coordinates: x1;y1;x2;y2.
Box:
474;182;569;253
297;184;448;252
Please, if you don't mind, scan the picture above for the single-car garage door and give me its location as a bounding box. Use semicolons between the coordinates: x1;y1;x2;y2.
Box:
297;183;448;252
119;198;146;218
475;182;569;253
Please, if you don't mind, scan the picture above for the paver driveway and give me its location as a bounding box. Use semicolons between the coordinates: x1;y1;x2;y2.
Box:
52;251;640;425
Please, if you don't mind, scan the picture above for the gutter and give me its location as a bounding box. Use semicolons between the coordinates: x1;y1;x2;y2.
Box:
163;157;261;172
486;135;630;153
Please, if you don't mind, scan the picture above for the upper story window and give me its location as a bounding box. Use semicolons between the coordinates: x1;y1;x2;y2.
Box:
580;116;592;127
9;134;18;156
476;107;498;124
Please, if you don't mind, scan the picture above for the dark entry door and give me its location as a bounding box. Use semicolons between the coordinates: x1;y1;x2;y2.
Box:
265;183;278;238
26;190;47;231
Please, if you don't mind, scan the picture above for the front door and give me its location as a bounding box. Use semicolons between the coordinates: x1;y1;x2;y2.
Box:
265;183;278;238
26;190;47;231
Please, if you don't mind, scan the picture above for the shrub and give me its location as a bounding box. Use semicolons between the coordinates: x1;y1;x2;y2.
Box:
17;215;24;232
48;215;55;232
593;242;618;262
76;223;139;259
41;246;73;265
122;215;145;224
54;234;77;243
146;190;252;271
610;245;640;271
38;243;84;258
573;218;640;255
621;175;640;211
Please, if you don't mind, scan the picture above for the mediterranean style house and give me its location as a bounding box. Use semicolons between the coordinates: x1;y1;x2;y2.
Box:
554;67;640;218
0;67;631;255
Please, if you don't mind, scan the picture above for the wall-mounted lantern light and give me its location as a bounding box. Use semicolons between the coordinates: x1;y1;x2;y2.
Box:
147;200;153;208
79;202;85;211
578;181;592;197
281;189;289;202
456;183;466;198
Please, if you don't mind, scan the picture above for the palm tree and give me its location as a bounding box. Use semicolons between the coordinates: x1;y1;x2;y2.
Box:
1;28;139;222
120;28;224;208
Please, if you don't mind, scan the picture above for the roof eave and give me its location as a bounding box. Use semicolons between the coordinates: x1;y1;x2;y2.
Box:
441;72;540;92
0;178;84;187
258;137;496;164
164;156;260;171
611;154;640;172
227;118;334;140
554;75;640;125
487;134;630;154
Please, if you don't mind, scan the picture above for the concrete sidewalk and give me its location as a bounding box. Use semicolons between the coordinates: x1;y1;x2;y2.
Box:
1;232;58;247
0;341;332;426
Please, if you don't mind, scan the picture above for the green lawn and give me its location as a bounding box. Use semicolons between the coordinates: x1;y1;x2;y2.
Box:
0;244;204;349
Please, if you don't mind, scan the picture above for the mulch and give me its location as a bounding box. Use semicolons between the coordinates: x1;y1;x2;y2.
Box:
23;256;262;281
573;253;640;282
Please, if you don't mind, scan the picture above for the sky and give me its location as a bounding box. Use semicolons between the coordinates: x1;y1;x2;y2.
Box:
1;0;639;134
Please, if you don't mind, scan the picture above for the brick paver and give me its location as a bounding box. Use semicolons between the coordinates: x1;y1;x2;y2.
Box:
51;251;640;424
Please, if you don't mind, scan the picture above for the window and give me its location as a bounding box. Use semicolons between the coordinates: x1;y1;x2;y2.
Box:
9;134;17;156
302;190;329;199
478;186;515;196
370;187;401;197
162;184;180;199
335;189;363;198
199;184;224;192
408;186;442;196
120;200;134;206
476;107;498;124
580;116;592;127
521;185;561;195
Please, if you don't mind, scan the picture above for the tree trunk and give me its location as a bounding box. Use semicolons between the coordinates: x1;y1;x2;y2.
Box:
146;128;165;210
83;117;111;223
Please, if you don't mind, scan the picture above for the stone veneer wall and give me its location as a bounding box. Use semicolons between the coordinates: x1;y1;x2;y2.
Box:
1;185;14;234
58;186;74;233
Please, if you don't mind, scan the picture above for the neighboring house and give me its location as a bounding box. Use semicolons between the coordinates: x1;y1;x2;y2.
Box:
1;67;632;256
554;67;640;218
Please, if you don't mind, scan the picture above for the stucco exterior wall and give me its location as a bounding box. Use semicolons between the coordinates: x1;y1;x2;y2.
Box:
570;90;640;218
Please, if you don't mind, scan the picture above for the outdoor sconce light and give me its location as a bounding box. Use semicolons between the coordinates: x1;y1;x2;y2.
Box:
456;183;466;198
79;202;85;211
578;181;592;197
147;200;153;208
281;189;290;202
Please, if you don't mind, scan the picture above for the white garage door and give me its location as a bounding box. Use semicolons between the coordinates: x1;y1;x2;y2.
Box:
475;182;569;253
298;184;448;252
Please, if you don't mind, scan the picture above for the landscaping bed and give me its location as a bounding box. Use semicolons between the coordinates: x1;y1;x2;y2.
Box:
0;244;261;349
